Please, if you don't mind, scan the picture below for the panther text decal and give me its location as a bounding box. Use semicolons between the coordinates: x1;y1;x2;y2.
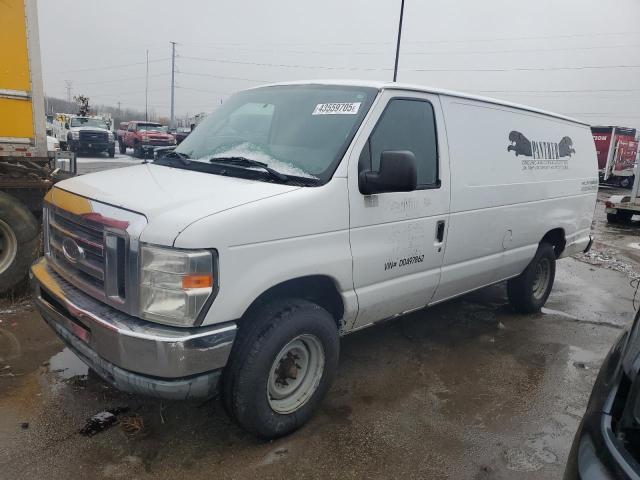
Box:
507;131;575;171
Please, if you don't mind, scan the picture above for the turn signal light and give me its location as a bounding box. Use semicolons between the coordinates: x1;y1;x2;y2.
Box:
182;274;213;289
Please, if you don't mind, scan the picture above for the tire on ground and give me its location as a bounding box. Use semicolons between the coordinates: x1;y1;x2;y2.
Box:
507;242;556;313
607;210;633;224
118;142;126;154
0;191;39;294
222;298;339;438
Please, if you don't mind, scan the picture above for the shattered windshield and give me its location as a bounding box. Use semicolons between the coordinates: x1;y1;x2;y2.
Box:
175;84;377;182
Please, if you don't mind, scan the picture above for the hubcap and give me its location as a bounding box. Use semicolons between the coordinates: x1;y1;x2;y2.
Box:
267;334;325;414
0;219;17;275
532;258;551;300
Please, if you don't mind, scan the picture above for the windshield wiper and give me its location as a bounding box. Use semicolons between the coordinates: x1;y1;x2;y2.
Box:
209;156;289;182
157;150;191;165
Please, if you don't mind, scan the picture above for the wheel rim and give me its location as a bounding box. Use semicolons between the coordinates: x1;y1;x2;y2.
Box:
532;258;551;300
0;219;17;275
267;334;325;414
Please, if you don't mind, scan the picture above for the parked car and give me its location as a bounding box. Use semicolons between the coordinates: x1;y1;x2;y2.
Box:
122;121;176;158
174;126;192;144
116;121;129;153
31;81;597;439
565;309;640;479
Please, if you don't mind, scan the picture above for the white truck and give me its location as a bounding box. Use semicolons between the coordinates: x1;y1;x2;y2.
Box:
53;114;115;157
31;81;597;438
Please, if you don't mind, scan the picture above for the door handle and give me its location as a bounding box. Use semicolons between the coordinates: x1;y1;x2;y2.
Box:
435;220;445;243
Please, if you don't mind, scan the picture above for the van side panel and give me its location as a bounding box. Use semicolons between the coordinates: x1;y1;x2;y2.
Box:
432;96;597;303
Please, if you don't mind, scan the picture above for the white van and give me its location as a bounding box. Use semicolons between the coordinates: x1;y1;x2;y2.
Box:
31;81;597;438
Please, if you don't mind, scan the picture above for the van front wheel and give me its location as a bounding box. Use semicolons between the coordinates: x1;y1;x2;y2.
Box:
507;242;556;313
222;299;339;438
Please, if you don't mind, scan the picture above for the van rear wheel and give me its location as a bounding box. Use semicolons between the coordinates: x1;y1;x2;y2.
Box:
507;242;556;313
222;298;339;438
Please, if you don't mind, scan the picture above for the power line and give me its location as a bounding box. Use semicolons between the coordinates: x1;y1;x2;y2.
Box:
71;73;169;87
179;41;640;57
175;86;231;95
51;58;170;74
179;55;391;72
408;64;640;73
179;30;640;49
402;43;640;56
474;88;640;94
178;71;272;83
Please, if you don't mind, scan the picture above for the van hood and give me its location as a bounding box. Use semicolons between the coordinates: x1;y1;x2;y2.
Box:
54;163;301;243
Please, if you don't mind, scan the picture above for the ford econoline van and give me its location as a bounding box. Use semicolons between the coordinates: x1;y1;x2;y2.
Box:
31;81;597;437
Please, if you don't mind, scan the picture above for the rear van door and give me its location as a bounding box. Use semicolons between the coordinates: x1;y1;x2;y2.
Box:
346;90;451;330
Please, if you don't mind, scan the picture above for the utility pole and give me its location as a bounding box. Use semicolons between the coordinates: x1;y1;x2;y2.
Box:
65;80;72;102
170;41;176;128
145;49;149;121
393;0;405;82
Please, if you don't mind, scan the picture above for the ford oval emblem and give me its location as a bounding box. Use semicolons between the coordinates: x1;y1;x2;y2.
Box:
61;237;84;263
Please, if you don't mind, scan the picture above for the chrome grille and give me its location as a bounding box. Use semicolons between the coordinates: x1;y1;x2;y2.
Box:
43;192;147;316
48;208;106;291
79;130;108;142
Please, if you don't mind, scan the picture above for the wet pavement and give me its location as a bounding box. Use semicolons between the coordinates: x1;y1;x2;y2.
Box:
0;187;639;479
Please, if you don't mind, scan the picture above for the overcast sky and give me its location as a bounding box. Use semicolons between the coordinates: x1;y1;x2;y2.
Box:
38;0;640;130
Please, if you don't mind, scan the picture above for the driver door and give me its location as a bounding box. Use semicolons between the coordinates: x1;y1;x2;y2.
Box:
347;90;450;330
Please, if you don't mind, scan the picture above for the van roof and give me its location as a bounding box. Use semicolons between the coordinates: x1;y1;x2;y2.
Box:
252;80;589;127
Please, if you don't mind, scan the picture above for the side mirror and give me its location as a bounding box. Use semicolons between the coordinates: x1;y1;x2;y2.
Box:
359;150;417;195
64;123;69;129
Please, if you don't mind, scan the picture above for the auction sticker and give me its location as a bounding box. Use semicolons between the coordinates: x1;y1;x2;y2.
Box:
312;102;361;115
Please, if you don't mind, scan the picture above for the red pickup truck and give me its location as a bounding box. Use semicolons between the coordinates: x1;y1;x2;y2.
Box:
120;121;176;158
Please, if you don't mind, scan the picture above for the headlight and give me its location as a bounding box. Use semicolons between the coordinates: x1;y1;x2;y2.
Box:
139;245;216;327
71;131;79;140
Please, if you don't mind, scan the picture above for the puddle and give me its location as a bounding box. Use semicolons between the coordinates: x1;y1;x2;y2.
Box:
48;348;89;379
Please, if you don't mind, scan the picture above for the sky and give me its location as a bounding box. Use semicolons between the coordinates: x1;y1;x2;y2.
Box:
37;0;640;130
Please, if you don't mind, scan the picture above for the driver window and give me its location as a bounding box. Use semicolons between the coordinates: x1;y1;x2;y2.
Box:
361;98;439;188
128;124;136;131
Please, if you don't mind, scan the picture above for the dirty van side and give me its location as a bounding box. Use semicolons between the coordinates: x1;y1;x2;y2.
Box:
30;81;597;439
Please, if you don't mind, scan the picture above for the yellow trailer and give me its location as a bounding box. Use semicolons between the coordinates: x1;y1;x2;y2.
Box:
0;0;46;158
0;0;73;293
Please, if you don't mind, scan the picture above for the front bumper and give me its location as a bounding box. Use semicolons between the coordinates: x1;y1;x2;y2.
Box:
69;139;115;151
30;257;236;399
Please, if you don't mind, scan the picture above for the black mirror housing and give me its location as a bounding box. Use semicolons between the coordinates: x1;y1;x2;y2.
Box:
359;150;418;195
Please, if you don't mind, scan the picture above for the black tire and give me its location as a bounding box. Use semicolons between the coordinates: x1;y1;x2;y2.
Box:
133;144;142;158
620;176;635;189
507;242;556;313
0;192;39;294
118;142;126;154
108;147;115;158
222;298;339;438
607;210;633;224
